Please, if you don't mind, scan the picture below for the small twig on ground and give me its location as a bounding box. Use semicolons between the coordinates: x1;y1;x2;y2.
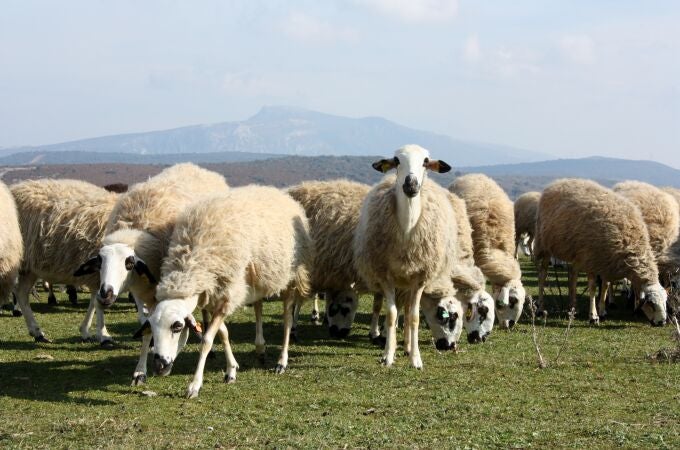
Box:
528;295;547;369
553;307;576;365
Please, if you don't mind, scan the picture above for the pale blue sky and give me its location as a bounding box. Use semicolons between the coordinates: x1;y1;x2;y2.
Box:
1;1;678;166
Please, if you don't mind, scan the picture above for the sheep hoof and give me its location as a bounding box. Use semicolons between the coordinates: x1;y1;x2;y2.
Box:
47;295;57;306
598;314;608;322
589;318;600;326
274;364;287;374
186;387;200;399
34;335;52;344
257;353;266;365
207;350;216;360
311;310;321;325
100;339;116;349
380;356;394;367
289;328;298;343
224;374;236;384
404;351;410;356
81;336;96;343
131;374;147;386
12;309;23;317
371;336;387;348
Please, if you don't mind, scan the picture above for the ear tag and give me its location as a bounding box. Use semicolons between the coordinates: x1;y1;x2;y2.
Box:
441;310;450;319
466;306;473;321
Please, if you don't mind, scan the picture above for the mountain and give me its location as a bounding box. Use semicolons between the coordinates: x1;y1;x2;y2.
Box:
461;156;680;188
0;106;551;166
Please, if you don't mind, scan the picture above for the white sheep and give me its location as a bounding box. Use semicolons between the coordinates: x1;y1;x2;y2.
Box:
11;179;118;344
354;144;455;369
0;180;23;317
139;186;313;398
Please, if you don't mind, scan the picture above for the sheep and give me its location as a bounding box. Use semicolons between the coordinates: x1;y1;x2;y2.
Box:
513;191;541;258
0;180;23;317
74;163;229;385
533;178;667;326
11;179;118;344
354;144;455;369
446;191;496;343
449;174;526;329
139;186;313;398
286;180;381;339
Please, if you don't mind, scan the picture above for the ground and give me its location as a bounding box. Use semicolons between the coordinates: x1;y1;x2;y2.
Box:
0;260;678;449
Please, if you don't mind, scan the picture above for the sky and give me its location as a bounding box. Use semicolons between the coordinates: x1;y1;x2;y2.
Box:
1;0;679;167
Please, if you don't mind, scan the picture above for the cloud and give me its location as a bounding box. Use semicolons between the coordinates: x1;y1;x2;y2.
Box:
493;46;541;77
559;34;595;64
462;35;481;63
356;0;458;23
281;12;358;43
221;72;282;97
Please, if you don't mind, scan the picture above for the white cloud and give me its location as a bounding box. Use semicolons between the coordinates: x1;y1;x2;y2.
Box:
462;35;481;63
492;46;541;78
221;72;282;97
559;34;595;64
281;12;358;43
357;0;458;23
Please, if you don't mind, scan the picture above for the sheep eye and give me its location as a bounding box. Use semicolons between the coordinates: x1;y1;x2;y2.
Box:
393;156;400;165
423;157;430;166
171;321;184;333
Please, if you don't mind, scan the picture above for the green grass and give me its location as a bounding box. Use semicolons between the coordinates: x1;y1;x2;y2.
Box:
1;259;679;449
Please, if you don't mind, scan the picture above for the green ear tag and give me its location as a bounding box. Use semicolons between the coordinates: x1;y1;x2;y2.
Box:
441;310;449;319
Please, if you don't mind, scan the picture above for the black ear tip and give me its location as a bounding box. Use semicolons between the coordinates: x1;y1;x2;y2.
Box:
439;161;452;173
371;161;384;172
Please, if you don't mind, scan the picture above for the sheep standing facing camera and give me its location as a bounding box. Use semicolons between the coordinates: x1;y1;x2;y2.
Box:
513;191;541;258
449;174;526;329
11;179;118;344
74;163;229;385
534;178;667;326
140;186;313;398
0;180;23;317
354;144;455;369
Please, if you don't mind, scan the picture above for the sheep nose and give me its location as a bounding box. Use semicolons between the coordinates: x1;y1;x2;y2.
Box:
97;285;116;307
153;354;173;375
435;338;453;350
402;174;420;197
508;320;516;329
467;330;482;344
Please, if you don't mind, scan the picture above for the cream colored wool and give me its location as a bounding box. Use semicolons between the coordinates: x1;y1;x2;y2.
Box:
156;186;313;315
514;191;541;245
449;174;520;285
0;181;23;305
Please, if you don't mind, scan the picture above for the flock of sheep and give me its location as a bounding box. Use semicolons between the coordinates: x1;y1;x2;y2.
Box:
0;144;677;399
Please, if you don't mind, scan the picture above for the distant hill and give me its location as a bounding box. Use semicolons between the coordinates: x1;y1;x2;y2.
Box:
0;106;551;166
3;154;678;200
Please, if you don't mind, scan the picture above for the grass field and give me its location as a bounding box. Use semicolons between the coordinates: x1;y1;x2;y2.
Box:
1;259;679;449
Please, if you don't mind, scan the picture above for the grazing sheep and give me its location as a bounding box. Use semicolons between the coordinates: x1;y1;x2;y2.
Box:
103;183;128;193
11;179;118;343
660;187;680;279
74;163;229;385
463;291;495;344
0;181;23;317
534;178;667;326
513;191;541;258
140;186;313;398
449;174;526;329
354;144;455;369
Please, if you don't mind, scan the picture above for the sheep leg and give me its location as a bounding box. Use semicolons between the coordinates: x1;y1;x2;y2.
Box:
568;265;579;312
15;272;48;342
79;295;97;341
369;292;384;345
131;331;152;386
218;322;239;383
201;309;216;360
403;297;412;356
409;285;425;369
598;280;610;322
587;274;599;325
47;285;57;306
254;300;266;362
290;296;301;343
310;295;322;325
527;235;534;259
537;259;549;314
186;310;225;399
275;292;295;374
381;287;397;367
94;296;114;348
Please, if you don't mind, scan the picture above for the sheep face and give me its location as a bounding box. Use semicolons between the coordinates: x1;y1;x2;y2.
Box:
95;243;136;307
325;289;358;339
519;234;532;257
493;280;526;329
146;298;198;376
421;294;464;351
464;291;495;344
640;283;667;326
371;144;451;199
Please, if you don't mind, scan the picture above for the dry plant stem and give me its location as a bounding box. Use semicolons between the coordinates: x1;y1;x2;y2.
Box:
528;296;547;369
553;307;576;365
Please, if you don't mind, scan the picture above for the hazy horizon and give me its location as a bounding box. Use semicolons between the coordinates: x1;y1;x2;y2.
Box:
1;1;678;167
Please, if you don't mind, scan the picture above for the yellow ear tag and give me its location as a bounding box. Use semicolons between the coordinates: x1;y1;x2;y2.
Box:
465;306;473;321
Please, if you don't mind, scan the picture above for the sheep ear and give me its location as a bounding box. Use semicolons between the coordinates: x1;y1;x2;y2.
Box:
134;259;157;284
372;157;399;173
184;315;203;340
133;320;151;339
74;255;102;276
425;159;452;173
